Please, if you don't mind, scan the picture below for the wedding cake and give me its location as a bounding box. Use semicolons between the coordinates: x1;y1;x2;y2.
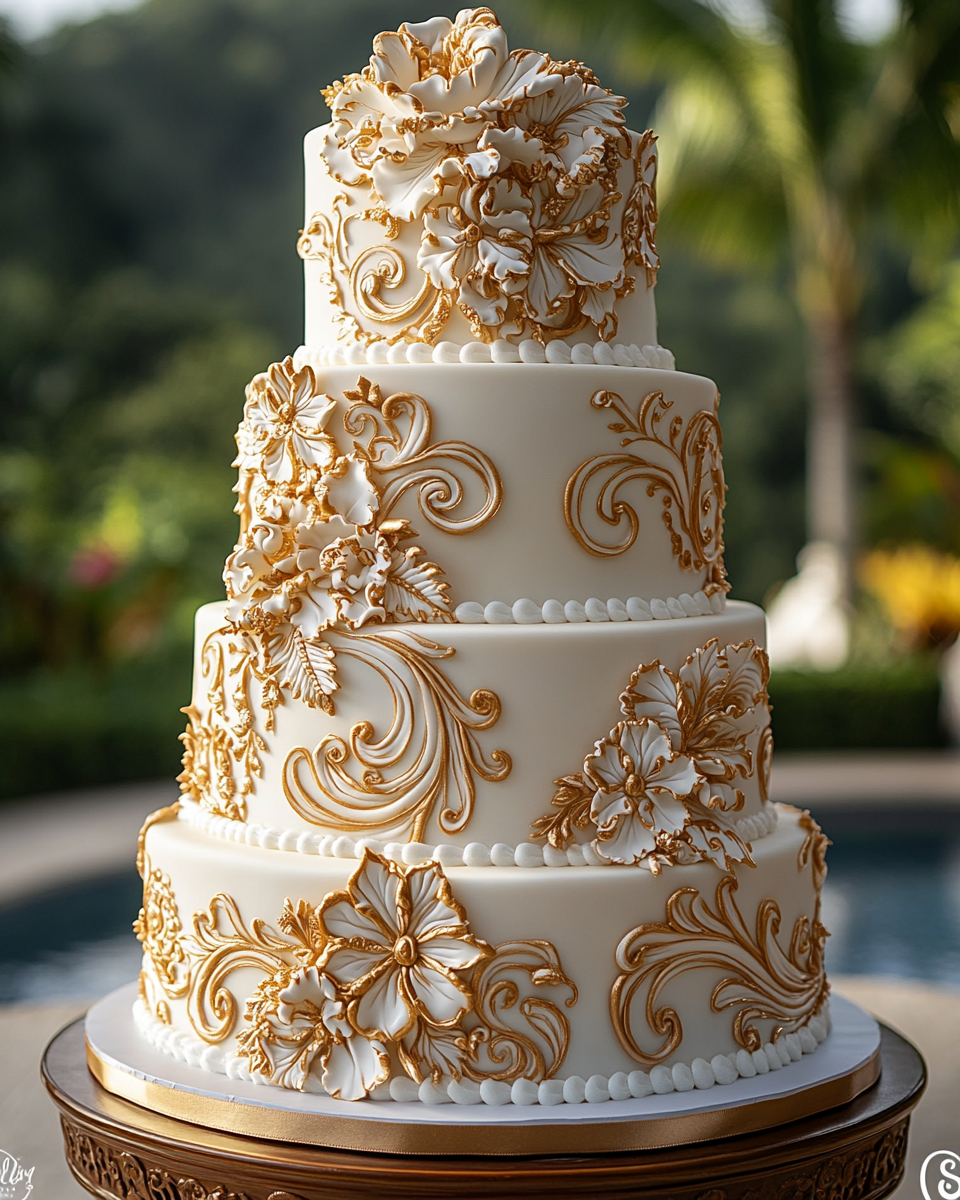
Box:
133;8;831;1115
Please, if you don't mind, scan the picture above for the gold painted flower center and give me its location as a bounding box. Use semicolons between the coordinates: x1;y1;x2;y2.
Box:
394;934;418;966
461;222;482;246
623;771;645;799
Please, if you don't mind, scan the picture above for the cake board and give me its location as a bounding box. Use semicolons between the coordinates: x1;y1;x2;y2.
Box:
80;984;881;1157
44;999;924;1199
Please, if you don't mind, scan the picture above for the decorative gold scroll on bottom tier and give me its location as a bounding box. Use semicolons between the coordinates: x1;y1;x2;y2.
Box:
137;804;829;1100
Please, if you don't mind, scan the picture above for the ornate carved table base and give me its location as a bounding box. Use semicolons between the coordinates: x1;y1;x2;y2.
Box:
44;1018;924;1199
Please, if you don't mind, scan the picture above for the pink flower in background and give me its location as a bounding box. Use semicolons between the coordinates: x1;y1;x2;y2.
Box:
68;545;120;590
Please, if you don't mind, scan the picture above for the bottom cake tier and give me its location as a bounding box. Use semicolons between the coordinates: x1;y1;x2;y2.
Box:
136;802;830;1107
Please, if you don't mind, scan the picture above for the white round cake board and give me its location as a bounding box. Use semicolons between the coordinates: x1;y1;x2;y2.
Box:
85;983;880;1154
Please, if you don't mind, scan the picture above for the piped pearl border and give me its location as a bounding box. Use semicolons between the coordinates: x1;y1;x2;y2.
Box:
294;340;676;370
454;591;725;625
178;799;779;868
133;996;829;1107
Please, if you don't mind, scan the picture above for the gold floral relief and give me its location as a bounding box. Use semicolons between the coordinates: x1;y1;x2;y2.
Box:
159;853;577;1101
532;638;770;872
622;129;660;287
178;629;278;821
134;867;189;1000
611;875;829;1065
564;388;727;591
308;10;642;348
223;365;505;739
282;627;511;843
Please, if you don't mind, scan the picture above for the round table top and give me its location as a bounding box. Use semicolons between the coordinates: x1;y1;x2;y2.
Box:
44;1016;925;1200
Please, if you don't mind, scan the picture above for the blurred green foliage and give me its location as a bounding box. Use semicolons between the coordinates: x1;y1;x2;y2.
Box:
769;661;947;751
0;0;957;799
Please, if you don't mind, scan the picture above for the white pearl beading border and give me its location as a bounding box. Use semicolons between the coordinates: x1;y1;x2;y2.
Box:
178;799;778;869
133;997;829;1107
294;340;676;370
454;591;725;625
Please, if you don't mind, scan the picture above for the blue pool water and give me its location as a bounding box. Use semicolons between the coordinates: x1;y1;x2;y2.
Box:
1;822;958;1004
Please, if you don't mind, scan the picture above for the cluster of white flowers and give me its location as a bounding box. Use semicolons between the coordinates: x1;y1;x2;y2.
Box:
237;853;492;1099
224;359;451;713
534;639;771;871
323;8;632;342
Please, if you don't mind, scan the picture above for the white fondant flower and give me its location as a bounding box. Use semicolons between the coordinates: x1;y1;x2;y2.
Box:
318;455;380;528
419;178;532;329
242;358;338;484
292;523;390;633
585;719;699;865
504;66;625;192
239;965;389;1100
525;180;623;331
319;852;490;1043
322;9;560;222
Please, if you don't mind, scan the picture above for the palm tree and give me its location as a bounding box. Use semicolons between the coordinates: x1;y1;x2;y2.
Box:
542;0;960;605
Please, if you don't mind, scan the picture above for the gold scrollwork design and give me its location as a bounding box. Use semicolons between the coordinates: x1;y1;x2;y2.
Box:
299;198;452;348
183;895;297;1044
282;628;511;842
464;940;578;1083
611;875;829;1065
343;377;503;535
564;389;727;589
798;810;831;893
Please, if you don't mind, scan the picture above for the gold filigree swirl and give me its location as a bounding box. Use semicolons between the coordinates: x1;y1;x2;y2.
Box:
282;628;511;842
564;389;727;591
611;874;829;1065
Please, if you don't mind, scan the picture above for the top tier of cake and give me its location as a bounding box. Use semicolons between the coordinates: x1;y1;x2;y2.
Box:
299;8;661;361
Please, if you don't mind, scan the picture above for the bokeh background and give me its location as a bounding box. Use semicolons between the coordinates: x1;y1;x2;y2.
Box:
0;1;958;1194
1;0;959;800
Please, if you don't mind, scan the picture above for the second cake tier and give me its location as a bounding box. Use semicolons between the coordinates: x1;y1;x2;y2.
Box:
181;599;773;865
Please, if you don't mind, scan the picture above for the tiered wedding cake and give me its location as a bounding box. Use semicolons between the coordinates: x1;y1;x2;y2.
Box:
134;8;831;1113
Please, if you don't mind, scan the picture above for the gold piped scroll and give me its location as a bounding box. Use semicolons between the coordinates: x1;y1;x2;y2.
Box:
282;627;511;843
611;875;829;1065
299;199;452;347
564;388;727;591
464;940;578;1084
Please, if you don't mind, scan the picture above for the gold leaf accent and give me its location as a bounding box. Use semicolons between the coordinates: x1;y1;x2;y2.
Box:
283;628;511;842
564;389;727;591
611;875;829;1064
343;377;503;536
464;940;578;1083
530;775;594;849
